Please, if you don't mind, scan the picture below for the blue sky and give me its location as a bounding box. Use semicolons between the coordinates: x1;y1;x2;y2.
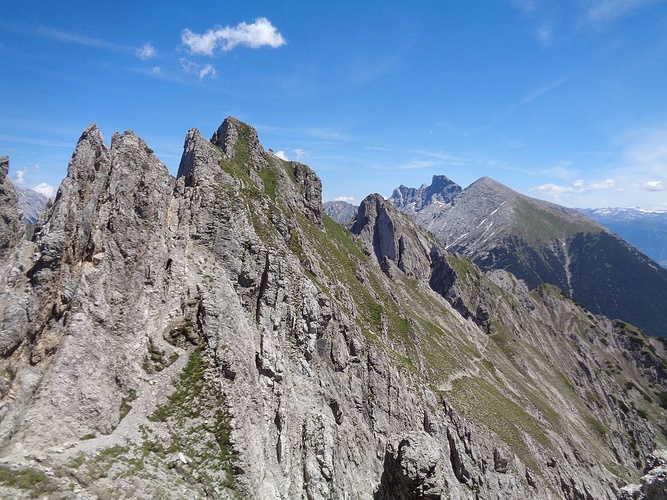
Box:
2;1;667;210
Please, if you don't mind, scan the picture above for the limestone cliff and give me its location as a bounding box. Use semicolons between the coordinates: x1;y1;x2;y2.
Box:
0;118;665;499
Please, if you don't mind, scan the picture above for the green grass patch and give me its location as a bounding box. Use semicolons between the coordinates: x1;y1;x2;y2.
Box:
119;389;137;421
149;347;237;491
446;376;552;473
0;466;58;496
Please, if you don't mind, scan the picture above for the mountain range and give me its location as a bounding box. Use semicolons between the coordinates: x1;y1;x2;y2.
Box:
1;120;666;499
326;175;667;339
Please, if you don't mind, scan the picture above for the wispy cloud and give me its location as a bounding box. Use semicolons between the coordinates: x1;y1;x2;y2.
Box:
294;148;308;161
618;127;667;176
509;0;663;43
137;42;156;60
416;150;471;166
179;58;216;80
510;0;538;14
181;18;286;56
10;163;44;188
535;126;667;208
333;196;356;202
198;64;216;80
534;25;553;44
349;43;413;85
585;0;662;23
38;27;133;53
518;76;570;105
537;178;617;200
370;159;441;170
467;75;570;135
274;150;289;161
538;160;577;180
0;134;72;148
303;128;351;142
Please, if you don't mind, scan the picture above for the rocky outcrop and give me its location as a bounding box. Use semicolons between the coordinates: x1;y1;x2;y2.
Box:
376;432;446;499
351;193;434;279
618;451;667;499
0;117;665;499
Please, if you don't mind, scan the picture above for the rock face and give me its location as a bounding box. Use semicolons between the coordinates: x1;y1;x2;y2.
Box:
618;451;667;499
389;175;667;338
0;156;24;259
0;117;666;499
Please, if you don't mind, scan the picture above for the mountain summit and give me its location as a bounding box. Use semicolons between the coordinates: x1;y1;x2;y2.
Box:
0;118;666;498
389;174;462;214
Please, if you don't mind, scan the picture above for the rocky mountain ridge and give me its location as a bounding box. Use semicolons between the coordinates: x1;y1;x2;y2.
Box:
0;118;666;498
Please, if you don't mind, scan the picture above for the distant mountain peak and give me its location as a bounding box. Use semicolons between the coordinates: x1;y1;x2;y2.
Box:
323;199;357;225
388;174;461;213
15;186;48;224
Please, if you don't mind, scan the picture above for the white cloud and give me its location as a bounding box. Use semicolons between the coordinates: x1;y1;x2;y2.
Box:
137;42;156;60
15;168;26;185
641;180;665;191
334;196;355;203
537;178;617;200
587;179;617;190
198;64;216;80
181;18;286;56
274;150;289;161
32;182;55;199
152;66;161;75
